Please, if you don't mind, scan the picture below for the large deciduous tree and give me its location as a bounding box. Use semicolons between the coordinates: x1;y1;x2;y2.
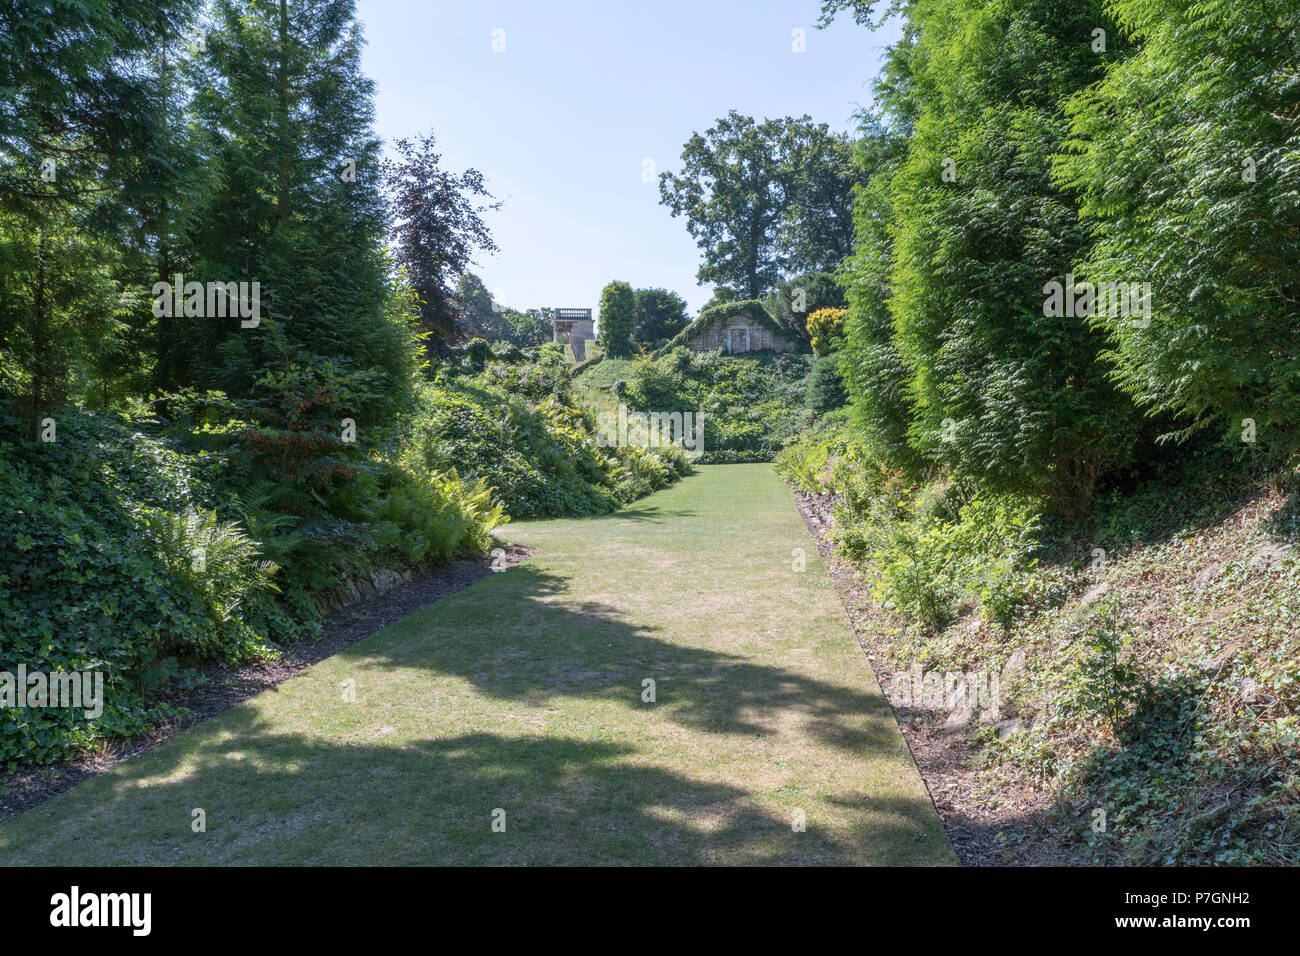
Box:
658;112;858;299
382;133;499;347
454;271;501;339
779;126;860;276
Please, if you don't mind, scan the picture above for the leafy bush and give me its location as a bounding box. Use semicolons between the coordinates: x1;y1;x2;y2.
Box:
372;466;504;565
794;427;1044;629
0;403;290;769
413;347;691;519
597;280;636;358
475;345;572;401
870;488;1042;629
805;307;845;356
0;387;506;771
1065;611;1148;730
774;432;837;493
806;353;847;413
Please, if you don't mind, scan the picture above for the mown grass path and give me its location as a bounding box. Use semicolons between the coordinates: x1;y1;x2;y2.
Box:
0;464;952;865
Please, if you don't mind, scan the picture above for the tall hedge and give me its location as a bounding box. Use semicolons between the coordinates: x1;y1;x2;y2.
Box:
1055;0;1300;462
863;0;1140;511
597;280;636;358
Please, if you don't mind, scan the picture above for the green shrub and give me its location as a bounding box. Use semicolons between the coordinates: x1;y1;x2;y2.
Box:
1066;611;1148;730
774;436;835;493
476;345;572;400
871;489;1042;629
374;466;505;565
806;353;847;413
461;338;493;371
0;403;290;770
1055;0;1300;469
597;281;636;358
805;307;846;356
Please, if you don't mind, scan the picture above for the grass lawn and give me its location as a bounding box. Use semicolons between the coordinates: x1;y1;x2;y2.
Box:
0;464;953;865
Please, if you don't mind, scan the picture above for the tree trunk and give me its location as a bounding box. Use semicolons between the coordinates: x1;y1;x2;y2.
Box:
275;0;292;222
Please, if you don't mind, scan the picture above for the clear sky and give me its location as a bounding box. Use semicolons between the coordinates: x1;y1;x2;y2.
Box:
355;0;901;316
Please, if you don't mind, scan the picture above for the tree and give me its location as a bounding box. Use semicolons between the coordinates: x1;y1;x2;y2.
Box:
658;112;858;298
807;353;848;413
1055;0;1300;464
0;0;199;220
632;288;689;346
768;270;846;346
184;0;403;389
452;276;552;348
382;133;499;347
0;208;125;417
816;0;896;30
836;113;923;475
498;308;552;349
597;281;635;358
0;0;201;416
779;128;860;275
868;0;1139;511
178;0;422;497
699;285;741;313
455;272;501;339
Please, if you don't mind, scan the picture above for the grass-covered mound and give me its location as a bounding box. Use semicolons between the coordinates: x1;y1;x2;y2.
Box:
575;346;813;464
656;299;790;354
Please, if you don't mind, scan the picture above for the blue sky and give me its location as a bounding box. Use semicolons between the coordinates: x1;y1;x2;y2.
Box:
356;0;900;316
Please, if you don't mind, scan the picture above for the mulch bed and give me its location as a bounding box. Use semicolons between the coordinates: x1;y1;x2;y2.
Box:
0;544;534;825
790;489;1076;867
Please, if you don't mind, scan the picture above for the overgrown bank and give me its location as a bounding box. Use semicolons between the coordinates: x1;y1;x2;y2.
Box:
777;421;1299;865
774;0;1300;865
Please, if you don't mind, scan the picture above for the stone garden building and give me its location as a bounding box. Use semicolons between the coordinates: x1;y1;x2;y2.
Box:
668;300;799;354
552;307;595;360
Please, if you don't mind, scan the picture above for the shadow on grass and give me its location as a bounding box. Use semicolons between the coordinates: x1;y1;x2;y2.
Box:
356;563;908;758
585;506;700;524
0;556;952;865
75;715;943;865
